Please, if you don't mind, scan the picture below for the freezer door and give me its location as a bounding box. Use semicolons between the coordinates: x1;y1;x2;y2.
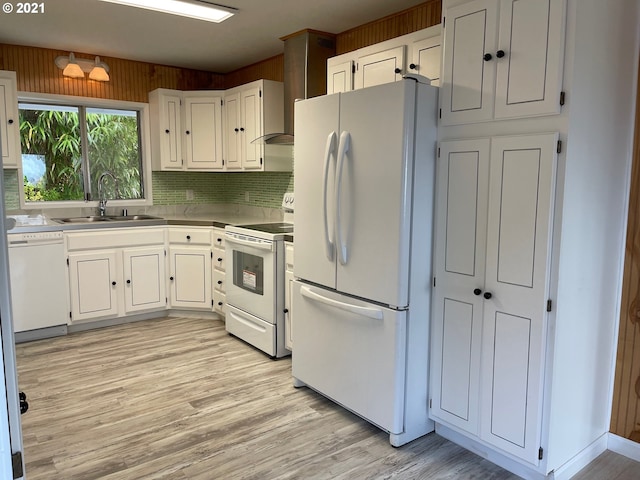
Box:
335;81;417;307
291;281;407;434
293;93;341;289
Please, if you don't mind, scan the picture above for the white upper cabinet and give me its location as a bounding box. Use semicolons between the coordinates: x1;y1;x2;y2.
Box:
440;0;566;125
183;92;224;170
327;60;354;94
0;70;21;169
223;79;288;171
409;36;441;86
326;25;441;95
355;46;405;90
149;89;224;171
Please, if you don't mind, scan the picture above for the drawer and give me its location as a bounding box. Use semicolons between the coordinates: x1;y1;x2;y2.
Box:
214;291;226;315
213;269;225;293
285;242;294;271
66;228;165;251
168;227;212;245
213;228;226;249
213;247;225;271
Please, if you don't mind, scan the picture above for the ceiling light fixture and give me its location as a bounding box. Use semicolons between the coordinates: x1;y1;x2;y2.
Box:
55;53;111;81
97;0;237;23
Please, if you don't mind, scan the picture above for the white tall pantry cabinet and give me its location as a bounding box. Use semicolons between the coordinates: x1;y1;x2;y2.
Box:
431;1;640;479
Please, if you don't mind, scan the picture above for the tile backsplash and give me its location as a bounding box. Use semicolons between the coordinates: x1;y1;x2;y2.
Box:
3;169;294;211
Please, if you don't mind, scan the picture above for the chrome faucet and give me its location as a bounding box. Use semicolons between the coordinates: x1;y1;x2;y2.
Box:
97;172;119;217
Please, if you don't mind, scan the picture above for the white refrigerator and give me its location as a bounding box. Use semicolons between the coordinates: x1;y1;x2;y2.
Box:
292;77;437;447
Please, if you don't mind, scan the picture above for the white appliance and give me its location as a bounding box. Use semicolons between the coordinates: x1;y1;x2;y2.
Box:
224;194;293;358
8;231;68;339
292;77;437;447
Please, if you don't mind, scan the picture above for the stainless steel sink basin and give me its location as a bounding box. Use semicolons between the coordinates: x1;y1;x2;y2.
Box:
55;216;113;223
107;215;162;221
54;214;162;223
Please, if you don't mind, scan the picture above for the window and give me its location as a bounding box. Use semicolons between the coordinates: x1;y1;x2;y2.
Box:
18;96;150;205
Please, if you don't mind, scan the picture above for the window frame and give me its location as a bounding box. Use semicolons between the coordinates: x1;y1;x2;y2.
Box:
17;92;153;210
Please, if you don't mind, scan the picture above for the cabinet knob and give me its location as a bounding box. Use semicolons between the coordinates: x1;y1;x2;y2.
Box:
409;63;417;70
218;301;223;306
473;288;482;296
165;129;170;133
240;127;245;132
496;50;506;58
394;67;402;74
8;119;14;124
483;53;493;61
217;280;223;285
186;235;191;240
284;308;289;314
234;128;239;132
170;276;174;281
186;130;190;135
112;281;117;286
217;257;223;262
126;279;131;284
217;238;222;242
484;292;492;300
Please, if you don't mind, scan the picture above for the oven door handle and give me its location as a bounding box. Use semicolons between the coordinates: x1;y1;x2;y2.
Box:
225;235;274;252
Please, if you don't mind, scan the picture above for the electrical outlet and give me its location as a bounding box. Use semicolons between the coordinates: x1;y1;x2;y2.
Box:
186;189;194;200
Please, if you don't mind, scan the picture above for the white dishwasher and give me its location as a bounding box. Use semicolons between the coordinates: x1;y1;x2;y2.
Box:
8;231;69;338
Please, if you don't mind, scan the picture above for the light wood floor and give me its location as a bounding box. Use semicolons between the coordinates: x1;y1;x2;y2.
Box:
14;316;640;480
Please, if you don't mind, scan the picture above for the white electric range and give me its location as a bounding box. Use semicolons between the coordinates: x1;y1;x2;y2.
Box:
224;194;293;358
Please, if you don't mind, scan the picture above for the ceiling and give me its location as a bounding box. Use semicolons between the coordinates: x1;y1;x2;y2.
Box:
0;0;429;73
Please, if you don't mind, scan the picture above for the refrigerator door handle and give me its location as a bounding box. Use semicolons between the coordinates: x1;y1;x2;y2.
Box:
323;131;337;261
301;285;383;320
335;130;351;265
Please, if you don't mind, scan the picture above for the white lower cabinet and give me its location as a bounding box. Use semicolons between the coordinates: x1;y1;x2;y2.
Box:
430;133;558;464
212;227;226;316
66;228;167;323
284;242;294;350
123;247;167;313
168;227;212;310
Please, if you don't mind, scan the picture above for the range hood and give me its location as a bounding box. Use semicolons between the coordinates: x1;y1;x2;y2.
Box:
254;30;336;145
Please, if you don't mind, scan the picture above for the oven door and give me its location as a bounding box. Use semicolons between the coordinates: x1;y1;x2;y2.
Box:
225;232;276;323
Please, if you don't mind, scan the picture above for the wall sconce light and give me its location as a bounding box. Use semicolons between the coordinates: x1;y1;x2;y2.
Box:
55;53;111;81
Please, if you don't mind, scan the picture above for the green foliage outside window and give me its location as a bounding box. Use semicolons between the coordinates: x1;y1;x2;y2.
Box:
19;103;144;203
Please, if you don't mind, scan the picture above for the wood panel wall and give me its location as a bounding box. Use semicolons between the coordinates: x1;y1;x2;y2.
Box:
336;0;442;54
0;44;224;102
224;0;442;89
611;54;640;443
225;54;284;89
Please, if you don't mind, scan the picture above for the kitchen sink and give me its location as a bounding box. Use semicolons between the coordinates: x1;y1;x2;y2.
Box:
54;214;162;223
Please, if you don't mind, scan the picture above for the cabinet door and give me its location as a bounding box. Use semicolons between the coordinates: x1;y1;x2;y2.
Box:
240;86;263;170
493;0;565;119
355;46;405;90
223;91;242;170
327;60;354;94
169;247;212;309
479;133;557;463
284;269;294;351
69;251;119;321
409;36;441;86
430;138;490;434
184;95;224;170
0;75;21;168
159;93;183;170
123;247;166;313
440;0;498;125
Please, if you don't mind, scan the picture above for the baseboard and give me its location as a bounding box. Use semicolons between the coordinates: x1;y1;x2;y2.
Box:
551;433;608;480
435;423;547;480
607;433;640;462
